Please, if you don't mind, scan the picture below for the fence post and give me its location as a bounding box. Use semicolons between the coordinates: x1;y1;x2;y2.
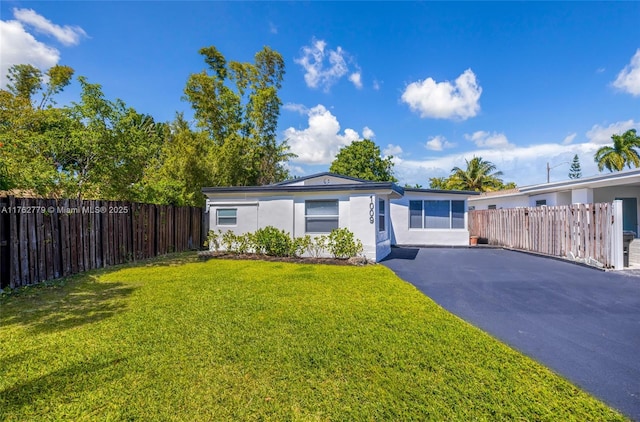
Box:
611;200;624;270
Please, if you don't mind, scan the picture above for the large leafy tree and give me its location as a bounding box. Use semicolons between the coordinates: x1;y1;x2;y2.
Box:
329;139;397;182
429;157;514;192
184;45;294;186
594;129;640;172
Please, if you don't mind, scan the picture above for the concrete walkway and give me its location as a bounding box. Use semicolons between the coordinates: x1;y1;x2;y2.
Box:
382;247;640;420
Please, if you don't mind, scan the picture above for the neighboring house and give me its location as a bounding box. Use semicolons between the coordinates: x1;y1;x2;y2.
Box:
202;172;477;262
468;167;640;236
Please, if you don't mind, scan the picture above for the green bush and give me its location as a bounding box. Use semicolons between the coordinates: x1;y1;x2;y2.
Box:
254;226;293;257
306;235;327;258
291;235;312;258
327;228;363;259
221;230;239;253
205;230;221;252
236;232;255;254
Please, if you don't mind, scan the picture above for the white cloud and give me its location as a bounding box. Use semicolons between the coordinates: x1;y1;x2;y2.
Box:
373;79;380;90
283;102;308;114
612;49;640;96
13;8;86;46
268;21;278;34
425;135;455;151
562;133;577;145
295;39;350;91
0;9;86;88
283;104;363;165
465;131;512;149
349;71;362;89
401;69;482;120
383;144;403;157
0;19;59;85
362;126;375;139
586;120;639;144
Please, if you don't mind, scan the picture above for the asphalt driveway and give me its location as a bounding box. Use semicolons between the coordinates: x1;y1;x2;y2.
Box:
382;247;640;420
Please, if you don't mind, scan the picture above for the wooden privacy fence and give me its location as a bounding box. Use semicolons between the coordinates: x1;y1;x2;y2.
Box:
468;202;618;268
0;197;203;289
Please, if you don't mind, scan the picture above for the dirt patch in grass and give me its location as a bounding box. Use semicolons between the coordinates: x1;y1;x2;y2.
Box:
197;251;372;266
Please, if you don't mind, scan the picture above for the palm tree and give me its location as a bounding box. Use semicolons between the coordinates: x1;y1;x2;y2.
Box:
448;156;505;192
594;129;640;172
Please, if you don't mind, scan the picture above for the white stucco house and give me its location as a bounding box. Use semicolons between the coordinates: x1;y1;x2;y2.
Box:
202;172;477;262
468;168;640;236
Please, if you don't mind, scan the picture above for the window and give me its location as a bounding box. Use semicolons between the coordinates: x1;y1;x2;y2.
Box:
217;209;237;226
425;200;450;229
488;205;497;210
451;200;465;229
409;200;423;229
409;200;466;229
468;206;476;211
305;200;339;233
378;199;385;232
535;200;547;207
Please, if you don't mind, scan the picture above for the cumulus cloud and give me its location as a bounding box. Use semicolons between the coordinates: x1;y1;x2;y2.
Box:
401;69;482;120
0;9;86;87
465;131;512;149
586;120;639;144
295;39;350;91
283;104;363;165
613;49;640;96
0;19;59;83
562;133;577;145
13;8;86;46
425;135;455;151
362;126;375;139
349;71;362;89
383;144;403;157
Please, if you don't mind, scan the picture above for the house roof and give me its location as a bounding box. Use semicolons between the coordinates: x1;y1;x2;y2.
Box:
273;172;373;186
203;172;480;198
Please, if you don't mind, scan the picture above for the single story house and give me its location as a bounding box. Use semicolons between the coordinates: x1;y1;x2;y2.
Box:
202;172;477;261
468;167;640;236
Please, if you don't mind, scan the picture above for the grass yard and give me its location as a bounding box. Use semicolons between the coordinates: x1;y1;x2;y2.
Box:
0;253;627;421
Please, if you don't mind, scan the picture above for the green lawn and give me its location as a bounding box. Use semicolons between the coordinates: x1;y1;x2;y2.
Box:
0;254;626;421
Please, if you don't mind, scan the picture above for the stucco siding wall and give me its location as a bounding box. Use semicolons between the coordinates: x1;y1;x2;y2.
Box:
348;195;378;260
208;202;259;235
469;195;529;210
390;193;470;246
257;197;294;233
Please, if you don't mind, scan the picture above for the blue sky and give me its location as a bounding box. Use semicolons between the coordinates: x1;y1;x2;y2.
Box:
1;1;639;187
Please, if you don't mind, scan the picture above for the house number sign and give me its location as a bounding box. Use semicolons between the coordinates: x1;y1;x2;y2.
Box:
369;196;375;224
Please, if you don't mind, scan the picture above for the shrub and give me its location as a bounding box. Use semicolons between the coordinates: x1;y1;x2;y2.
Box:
236;232;255;254
291;235;312;258
254;226;293;257
327;228;363;259
306;235;327;258
221;230;239;253
205;230;221;252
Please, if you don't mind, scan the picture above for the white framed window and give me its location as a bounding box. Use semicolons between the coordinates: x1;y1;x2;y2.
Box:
535;200;547;207
378;199;385;232
409;200;466;229
305;200;339;233
217;208;237;226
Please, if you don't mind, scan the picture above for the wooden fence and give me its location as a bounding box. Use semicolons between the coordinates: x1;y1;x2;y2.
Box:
0;197;204;289
468;202;619;268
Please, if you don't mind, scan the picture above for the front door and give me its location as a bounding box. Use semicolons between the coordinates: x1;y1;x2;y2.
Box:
616;197;638;235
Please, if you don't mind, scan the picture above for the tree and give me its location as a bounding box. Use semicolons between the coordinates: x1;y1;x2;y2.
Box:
569;154;582;179
448;157;506;192
329;139;397;182
428;157;514;192
6;64;74;108
184;45;294;186
594;129;640;172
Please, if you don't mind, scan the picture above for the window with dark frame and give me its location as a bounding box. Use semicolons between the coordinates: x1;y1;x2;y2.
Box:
409;199;466;229
217;208;237;226
305;200;339;233
535;200;547;207
378;199;385;232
